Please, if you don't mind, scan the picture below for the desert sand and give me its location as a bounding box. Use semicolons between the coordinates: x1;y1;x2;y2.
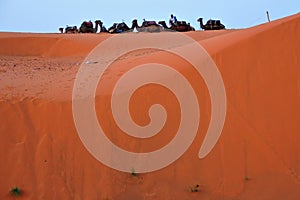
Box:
0;13;299;199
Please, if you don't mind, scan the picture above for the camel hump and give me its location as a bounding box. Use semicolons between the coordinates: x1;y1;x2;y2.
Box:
143;21;157;27
117;22;128;29
66;26;77;30
207;20;221;26
177;21;187;25
83;21;93;28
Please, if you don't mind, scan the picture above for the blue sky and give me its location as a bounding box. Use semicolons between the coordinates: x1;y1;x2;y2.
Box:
0;0;299;33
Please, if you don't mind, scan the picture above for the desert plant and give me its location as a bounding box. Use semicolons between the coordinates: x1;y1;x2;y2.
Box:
190;184;200;192
131;168;137;176
10;187;22;196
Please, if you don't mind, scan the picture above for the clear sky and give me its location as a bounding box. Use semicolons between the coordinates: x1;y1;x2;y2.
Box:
0;0;299;33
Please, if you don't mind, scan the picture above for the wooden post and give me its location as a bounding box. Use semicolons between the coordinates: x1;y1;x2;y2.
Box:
266;11;271;22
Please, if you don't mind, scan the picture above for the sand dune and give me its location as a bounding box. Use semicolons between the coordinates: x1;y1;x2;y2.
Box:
0;14;299;199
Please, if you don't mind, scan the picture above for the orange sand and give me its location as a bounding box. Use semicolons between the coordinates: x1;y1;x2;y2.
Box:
0;14;300;199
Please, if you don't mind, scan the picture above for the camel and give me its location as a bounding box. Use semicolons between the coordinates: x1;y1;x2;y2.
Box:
59;26;78;34
107;22;132;33
79;20;104;33
158;21;195;32
197;18;225;30
98;21;108;33
131;19;163;32
65;26;78;33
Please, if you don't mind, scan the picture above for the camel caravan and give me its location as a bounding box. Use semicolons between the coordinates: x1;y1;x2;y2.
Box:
59;15;225;34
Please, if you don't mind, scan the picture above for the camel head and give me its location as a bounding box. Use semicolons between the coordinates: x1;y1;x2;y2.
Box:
158;21;168;29
131;19;138;28
197;18;203;22
132;19;138;25
59;27;64;33
97;20;104;27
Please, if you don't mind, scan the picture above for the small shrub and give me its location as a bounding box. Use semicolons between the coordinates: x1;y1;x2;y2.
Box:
131;168;137;177
190;184;200;192
10;187;22;196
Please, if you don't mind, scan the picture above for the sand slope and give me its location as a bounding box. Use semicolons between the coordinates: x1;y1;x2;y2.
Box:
0;14;300;199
